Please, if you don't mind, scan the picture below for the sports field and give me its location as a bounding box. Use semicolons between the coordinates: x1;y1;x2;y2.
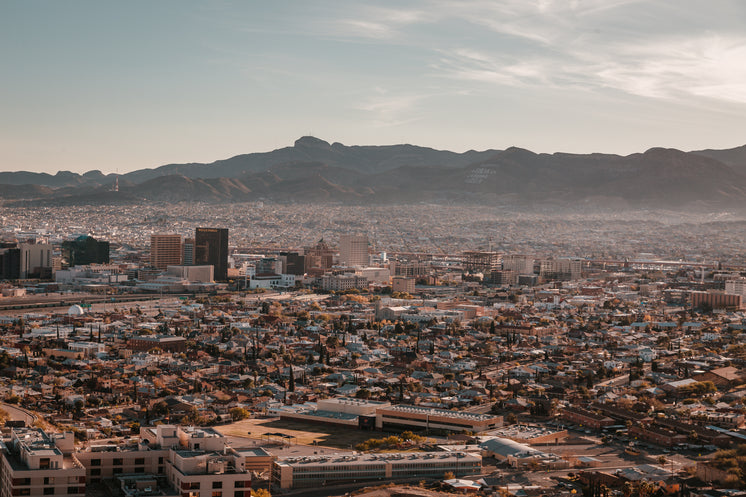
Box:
216;417;377;448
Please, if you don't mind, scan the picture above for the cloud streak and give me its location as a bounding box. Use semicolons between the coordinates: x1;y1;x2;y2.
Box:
326;0;746;105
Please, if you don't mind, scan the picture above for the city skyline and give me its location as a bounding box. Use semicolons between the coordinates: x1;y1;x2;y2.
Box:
2;1;746;174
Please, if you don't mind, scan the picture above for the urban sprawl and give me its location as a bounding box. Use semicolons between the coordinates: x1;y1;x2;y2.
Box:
0;204;745;497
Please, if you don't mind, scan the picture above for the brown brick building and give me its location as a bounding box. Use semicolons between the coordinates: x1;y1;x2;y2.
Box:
127;335;187;353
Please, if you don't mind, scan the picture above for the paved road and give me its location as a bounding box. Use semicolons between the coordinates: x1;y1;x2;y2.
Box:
0;402;37;426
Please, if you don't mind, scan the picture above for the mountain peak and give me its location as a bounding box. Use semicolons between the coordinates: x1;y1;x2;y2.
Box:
294;136;332;149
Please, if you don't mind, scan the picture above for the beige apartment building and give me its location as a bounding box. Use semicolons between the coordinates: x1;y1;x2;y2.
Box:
0;429;86;497
5;426;265;497
391;276;415;294
320;273;368;291
75;445;168;482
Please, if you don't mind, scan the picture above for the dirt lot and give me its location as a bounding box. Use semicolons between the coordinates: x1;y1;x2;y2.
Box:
216;417;380;448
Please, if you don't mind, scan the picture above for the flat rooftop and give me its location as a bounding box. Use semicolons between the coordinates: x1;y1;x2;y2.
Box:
379;405;499;421
276;451;480;467
320;397;390;406
236;448;271;457
173;450;205;458
180;427;224;438
2;452;83;472
290;409;358;421
488;424;566;439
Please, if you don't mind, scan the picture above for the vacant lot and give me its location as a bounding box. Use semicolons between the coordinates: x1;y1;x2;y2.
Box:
216;417;380;448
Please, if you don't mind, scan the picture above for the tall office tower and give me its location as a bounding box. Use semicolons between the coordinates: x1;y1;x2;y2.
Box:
183;238;195;265
339;234;369;267
19;242;53;278
195;228;229;281
61;236;110;266
280;251;305;276
150;234;183;269
256;257;282;275
304;239;335;276
0;243;21;280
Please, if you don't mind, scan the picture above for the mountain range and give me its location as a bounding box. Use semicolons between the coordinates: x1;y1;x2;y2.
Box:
2;136;746;210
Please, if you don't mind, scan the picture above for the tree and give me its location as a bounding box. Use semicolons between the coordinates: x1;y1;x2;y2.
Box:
230;407;250;421
622;482;634;497
443;471;455;480
73;399;85;419
252;489;271;497
288;367;295;392
394;322;405;335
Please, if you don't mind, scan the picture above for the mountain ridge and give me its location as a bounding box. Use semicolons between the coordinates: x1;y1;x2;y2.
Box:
2;137;746;210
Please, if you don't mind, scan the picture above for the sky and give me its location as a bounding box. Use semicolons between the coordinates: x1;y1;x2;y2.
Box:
2;1;746;174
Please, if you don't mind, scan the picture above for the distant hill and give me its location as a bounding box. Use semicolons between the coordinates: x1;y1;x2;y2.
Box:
692;144;746;174
0;169;114;188
3;137;746;210
119;136;499;184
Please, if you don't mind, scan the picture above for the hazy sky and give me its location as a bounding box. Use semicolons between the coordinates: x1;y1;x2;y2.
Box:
2;1;746;173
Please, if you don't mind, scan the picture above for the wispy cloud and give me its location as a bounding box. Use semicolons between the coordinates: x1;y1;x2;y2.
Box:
355;89;427;127
592;36;746;103
323;0;746;105
324;6;432;41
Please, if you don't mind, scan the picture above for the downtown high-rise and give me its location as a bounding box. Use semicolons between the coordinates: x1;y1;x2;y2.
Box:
195;227;228;281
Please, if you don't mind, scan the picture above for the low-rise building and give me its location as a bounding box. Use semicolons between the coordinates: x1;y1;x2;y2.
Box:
320;273;368;292
0;428;86;497
375;405;502;433
560;406;615;431
128;335;187;353
391;276;415;294
78;425;260;493
272;452;481;490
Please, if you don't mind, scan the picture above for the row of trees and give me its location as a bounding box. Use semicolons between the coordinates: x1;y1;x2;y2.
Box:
355;431;425;451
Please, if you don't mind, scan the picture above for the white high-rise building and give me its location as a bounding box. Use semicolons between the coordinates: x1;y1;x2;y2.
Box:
725;279;746;297
339;234;369;267
19;242;53;278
